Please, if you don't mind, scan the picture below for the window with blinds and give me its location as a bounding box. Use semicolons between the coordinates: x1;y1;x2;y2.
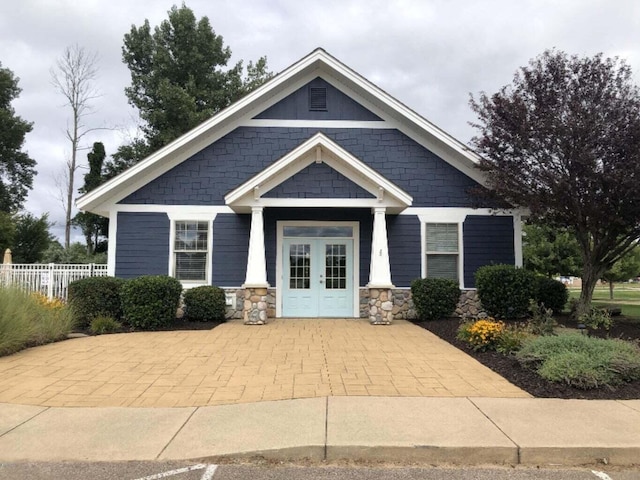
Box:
426;223;459;281
174;221;210;282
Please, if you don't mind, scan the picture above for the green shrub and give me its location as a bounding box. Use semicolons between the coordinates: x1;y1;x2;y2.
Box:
411;278;461;321
0;288;76;357
497;323;532;354
90;316;123;335
121;275;183;330
516;334;640;389
578;306;613;331
183;285;226;322
68;276;126;328
475;265;536;319
534;277;568;314
527;300;557;336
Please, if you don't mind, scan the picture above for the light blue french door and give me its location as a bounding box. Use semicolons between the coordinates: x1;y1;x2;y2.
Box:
282;238;353;317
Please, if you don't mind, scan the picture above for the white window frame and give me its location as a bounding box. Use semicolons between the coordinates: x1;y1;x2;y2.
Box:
419;215;466;289
167;212;217;287
423;223;460;282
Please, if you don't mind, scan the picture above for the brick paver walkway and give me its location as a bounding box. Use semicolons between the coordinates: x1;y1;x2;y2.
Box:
0;319;528;407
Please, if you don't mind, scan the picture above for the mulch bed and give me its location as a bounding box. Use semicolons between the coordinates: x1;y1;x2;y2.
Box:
73;318;221;336
416;316;640;400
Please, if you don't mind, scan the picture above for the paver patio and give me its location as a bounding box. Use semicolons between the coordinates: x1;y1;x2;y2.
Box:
0;319;528;407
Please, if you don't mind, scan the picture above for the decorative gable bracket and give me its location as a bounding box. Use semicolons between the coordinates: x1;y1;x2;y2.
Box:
224;133;413;214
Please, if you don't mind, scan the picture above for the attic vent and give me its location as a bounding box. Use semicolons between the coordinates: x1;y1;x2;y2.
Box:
309;87;327;111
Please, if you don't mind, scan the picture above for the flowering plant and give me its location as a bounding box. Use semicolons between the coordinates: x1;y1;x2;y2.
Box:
457;318;505;351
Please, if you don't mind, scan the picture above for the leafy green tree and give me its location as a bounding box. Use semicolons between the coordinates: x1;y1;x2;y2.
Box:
0;63;36;213
0;211;15;255
601;247;640;299
73;142;108;254
42;241;106;264
523;222;582;278
11;213;53;263
121;3;272;154
470;50;640;316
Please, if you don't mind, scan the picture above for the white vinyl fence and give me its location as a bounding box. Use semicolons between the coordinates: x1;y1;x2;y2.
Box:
0;263;109;301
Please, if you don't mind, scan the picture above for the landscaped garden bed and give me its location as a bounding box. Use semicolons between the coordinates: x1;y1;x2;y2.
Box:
418;316;640;400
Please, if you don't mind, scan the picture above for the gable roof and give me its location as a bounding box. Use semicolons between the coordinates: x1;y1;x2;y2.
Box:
225;132;413;214
77;48;484;216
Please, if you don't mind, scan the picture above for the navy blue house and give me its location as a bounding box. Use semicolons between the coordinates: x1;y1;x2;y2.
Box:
77;49;522;324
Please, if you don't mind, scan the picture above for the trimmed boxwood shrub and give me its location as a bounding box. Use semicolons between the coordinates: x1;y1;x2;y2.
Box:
475;264;536;319
411;278;461;321
534;277;568;314
121;275;183;330
184;285;226;322
68;276;126;328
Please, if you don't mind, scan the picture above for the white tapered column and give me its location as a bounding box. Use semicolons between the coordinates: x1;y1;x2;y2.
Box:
368;207;394;288
243;206;269;287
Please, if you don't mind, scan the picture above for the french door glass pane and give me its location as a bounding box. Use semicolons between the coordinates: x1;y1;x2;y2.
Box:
289;244;311;289
325;244;346;289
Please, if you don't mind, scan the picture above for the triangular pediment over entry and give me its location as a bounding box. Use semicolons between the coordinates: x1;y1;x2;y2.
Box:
225;133;412;213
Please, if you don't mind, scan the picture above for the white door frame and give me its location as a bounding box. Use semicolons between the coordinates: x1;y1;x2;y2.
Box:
276;220;360;318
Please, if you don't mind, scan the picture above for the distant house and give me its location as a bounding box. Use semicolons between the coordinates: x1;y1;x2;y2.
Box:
77;49;522;324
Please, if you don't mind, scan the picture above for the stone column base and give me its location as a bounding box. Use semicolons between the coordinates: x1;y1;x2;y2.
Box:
368;288;393;325
244;287;269;325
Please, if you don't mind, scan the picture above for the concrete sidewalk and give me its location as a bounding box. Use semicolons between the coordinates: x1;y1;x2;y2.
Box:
1;397;639;467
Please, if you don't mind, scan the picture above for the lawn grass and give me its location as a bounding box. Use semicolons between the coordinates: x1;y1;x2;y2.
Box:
569;284;640;320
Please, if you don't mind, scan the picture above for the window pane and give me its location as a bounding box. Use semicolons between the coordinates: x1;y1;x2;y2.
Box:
175;221;209;251
427;223;458;252
283;226;353;237
325;243;346;290
289;244;311;289
175;252;207;281
427;254;458;280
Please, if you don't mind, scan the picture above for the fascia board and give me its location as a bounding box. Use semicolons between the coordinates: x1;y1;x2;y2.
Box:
77;51;329;214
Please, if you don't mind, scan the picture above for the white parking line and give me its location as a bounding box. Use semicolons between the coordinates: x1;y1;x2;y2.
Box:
592;471;613;480
201;465;218;480
131;464;218;480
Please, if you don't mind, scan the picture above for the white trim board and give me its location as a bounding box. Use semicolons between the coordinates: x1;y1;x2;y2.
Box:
276;220;360;318
77;48;488;217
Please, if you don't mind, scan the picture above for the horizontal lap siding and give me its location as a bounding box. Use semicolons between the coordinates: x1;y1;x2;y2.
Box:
463;215;515;288
388;215;421;287
211;214;250;286
115;212;169;278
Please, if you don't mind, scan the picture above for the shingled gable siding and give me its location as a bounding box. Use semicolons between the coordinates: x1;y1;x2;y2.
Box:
263;208;372;287
254;77;382;121
263;161;375;199
463;215;515;288
119;127;484;208
115;212;170;278
388;215;421;287
211;213;250;286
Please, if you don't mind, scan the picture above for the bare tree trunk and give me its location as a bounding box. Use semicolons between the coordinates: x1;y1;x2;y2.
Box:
578;264;602;317
51;44;99;251
609;281;615;300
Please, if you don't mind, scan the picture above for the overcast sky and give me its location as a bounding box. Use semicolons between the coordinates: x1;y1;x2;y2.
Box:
1;0;639;242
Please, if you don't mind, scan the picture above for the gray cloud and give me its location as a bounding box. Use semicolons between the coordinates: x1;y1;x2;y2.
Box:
0;0;638;241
